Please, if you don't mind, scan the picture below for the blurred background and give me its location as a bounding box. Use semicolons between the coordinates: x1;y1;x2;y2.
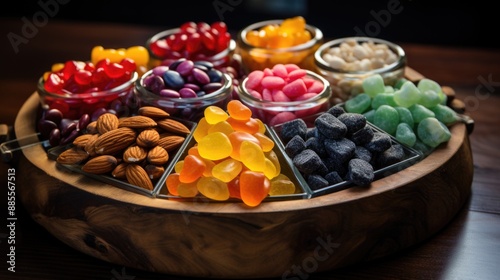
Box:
1;0;498;48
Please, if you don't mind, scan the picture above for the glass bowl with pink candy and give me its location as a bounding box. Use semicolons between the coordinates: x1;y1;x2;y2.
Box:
237;63;332;126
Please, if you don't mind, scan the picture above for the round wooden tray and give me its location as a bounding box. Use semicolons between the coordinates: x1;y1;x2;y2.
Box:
15;92;473;279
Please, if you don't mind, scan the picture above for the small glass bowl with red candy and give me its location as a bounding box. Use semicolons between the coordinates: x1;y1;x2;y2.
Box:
236;63;332;126
147;21;237;69
36;58;138;147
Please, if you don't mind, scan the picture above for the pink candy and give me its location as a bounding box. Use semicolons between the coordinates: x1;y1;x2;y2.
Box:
245;64;324;102
241;63;329;126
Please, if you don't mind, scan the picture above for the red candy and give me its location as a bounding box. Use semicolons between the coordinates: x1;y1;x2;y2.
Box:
44;58;135;94
149;21;232;59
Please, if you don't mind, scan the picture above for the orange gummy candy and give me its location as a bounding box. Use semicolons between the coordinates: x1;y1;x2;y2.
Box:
239;170;270;207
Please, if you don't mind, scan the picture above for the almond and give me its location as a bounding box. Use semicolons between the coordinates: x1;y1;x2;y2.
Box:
86;121;98;134
136;129;160;148
118;115;157;129
96;113;119;134
123;145;147;163
56;146;89;165
82;155;117;174
84;134;100;156
157;135;185;152
111;163;128;179
94;127;136;155
126;164;154;190
144;164;165;180
147;146;169;165
157;118;191;135
138;106;170;119
73;134;94;148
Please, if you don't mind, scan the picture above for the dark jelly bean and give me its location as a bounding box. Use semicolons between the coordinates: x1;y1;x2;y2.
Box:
145;75;165;94
207;69;222;83
194;60;214;70
160;89;180;98
49;128;61;147
152;65;169;76
176;60;194;76
192;68;210;85
203;82;222;93
91;107;108;121
60;129;80;146
183;83;201;92
38;119;58;138
44;108;63;125
60;119;77;137
163;70;185;89
179;88;197;98
168;58;187;71
77;114;90;131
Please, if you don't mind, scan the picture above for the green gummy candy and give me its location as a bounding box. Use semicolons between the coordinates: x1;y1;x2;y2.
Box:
393;81;422;108
430;104;458;125
413;139;433;157
396;122;417;147
385;85;395;93
345;93;372;114
373;105;400;135
394;78;408;89
395;107;414;127
417;78;447;105
418;90;441;108
409;104;435;123
371;93;398;109
363;109;375;123
417;117;451;148
362;74;386;98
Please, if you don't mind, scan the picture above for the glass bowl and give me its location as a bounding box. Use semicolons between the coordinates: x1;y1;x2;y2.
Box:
237;70;332;126
146;27;236;69
236;19;324;73
135;69;233;122
314;36;406;101
37;71;138;120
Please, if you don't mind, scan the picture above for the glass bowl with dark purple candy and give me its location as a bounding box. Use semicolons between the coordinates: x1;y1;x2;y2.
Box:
135;58;233;122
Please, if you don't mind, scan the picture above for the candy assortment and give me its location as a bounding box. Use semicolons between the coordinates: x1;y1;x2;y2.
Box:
165;100;297;207
345;74;456;155
237;64;332;126
314;37;406;101
136;58;233;122
36;16;463;206
237;17;323;72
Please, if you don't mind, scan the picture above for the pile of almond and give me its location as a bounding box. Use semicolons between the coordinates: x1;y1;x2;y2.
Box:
56;106;191;191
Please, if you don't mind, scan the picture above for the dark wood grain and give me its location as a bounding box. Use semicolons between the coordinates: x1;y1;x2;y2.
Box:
1;18;500;280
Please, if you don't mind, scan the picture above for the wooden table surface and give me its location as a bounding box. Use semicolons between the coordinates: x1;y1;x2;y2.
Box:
1;19;499;280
